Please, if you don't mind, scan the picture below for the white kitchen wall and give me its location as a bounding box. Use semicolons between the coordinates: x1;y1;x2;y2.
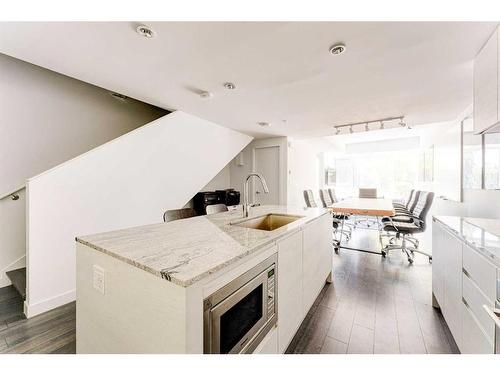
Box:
229;137;288;205
287;139;321;207
0;53;167;288
200;165;231;191
26;111;252;317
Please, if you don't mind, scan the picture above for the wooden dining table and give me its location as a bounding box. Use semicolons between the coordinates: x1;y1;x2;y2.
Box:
329;197;396;255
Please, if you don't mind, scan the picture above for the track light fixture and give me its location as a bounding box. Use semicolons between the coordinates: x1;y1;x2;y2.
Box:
332;116;406;135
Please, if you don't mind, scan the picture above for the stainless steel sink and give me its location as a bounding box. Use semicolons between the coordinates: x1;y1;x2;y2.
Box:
231;214;304;231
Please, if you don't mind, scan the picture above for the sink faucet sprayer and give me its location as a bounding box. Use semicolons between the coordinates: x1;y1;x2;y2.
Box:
243;173;269;218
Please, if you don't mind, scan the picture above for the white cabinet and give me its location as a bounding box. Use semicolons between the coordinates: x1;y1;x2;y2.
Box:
432;221;445;307
302;214;332;315
461;303;494;354
254;327;278;354
474;26;500;134
441;226;463;350
277;230;303;353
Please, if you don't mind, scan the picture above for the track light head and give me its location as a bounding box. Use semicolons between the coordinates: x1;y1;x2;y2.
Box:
380;121;384;130
349;126;354;134
365;123;369;131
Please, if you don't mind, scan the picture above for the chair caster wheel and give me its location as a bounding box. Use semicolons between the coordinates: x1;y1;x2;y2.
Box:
428;256;432;263
381;251;386;258
334;248;339;254
408;257;414;264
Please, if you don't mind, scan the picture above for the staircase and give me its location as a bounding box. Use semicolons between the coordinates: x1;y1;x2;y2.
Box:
6;268;26;300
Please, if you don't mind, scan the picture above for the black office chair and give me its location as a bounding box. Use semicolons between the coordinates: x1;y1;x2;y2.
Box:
304;190;340;252
303;190;318;208
163;208;197;223
319;188;351;244
381;191;434;263
393;189;414;210
383;191;421;224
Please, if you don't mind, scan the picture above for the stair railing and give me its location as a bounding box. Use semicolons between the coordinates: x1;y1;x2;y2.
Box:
0;185;25;201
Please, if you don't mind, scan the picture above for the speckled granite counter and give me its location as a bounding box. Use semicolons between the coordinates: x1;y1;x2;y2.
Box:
76;205;329;287
433;215;500;267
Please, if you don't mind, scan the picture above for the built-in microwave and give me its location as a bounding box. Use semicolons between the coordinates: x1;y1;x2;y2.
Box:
203;254;277;354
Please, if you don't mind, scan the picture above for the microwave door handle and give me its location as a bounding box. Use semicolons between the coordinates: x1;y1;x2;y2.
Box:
483;305;500;328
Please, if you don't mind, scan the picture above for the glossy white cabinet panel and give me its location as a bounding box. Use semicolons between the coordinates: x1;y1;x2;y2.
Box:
254;327;278;354
462;273;495;343
461;302;494;354
474;27;500;134
302;214;332;315
432;221;445;307
277;230;304;353
463;243;497;301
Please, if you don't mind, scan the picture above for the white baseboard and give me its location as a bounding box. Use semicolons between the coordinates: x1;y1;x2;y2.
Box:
0;256;26;288
24;289;75;318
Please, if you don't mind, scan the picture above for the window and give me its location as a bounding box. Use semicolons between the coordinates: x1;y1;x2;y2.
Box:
324;149;419;200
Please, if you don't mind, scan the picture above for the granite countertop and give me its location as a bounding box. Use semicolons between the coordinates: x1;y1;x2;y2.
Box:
433;215;500;267
76;205;329;287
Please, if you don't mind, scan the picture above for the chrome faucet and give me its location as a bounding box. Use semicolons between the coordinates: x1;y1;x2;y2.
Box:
243;173;270;217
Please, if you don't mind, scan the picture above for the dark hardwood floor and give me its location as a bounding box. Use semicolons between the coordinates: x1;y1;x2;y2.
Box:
286;227;459;354
0;286;75;354
0;226;457;354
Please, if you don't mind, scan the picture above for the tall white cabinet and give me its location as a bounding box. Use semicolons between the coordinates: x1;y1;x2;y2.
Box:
432;219;497;353
432;221;463;348
474;26;500;134
276;213;332;353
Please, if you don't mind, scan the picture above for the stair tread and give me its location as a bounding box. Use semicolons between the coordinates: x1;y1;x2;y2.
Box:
5;268;26;300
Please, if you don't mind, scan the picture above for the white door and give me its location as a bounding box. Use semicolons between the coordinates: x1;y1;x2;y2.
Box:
254;146;280;205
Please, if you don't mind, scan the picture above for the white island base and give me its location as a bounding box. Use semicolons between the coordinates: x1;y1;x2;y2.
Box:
76;208;332;354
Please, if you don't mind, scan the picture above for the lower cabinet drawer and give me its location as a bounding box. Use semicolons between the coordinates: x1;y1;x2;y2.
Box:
462;244;497;301
253;326;278;354
462;273;496;343
461;301;494;354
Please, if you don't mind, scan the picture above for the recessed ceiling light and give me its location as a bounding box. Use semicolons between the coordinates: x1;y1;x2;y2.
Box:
223;82;236;90
199;91;213;99
136;25;156;38
258;122;271;127
329;43;346;55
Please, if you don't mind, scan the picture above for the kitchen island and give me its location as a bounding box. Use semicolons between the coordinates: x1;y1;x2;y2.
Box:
75;205;333;353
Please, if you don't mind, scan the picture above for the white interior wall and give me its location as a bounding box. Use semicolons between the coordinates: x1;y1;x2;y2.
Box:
287;139;321;207
26;111;251;317
0;53;167;288
200;165;231;191
183;165;232;209
229;137;289;205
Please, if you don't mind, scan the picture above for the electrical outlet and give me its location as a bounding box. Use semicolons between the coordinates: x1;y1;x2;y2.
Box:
92;265;105;295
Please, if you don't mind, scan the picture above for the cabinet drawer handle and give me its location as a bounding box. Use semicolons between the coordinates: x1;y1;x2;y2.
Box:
462;267;471;279
483;305;500;328
462;297;470;308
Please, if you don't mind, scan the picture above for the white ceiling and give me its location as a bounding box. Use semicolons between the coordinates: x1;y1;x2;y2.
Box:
0;22;497;138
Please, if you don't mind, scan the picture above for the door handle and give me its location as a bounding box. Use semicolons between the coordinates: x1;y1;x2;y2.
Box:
483;305;500;328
